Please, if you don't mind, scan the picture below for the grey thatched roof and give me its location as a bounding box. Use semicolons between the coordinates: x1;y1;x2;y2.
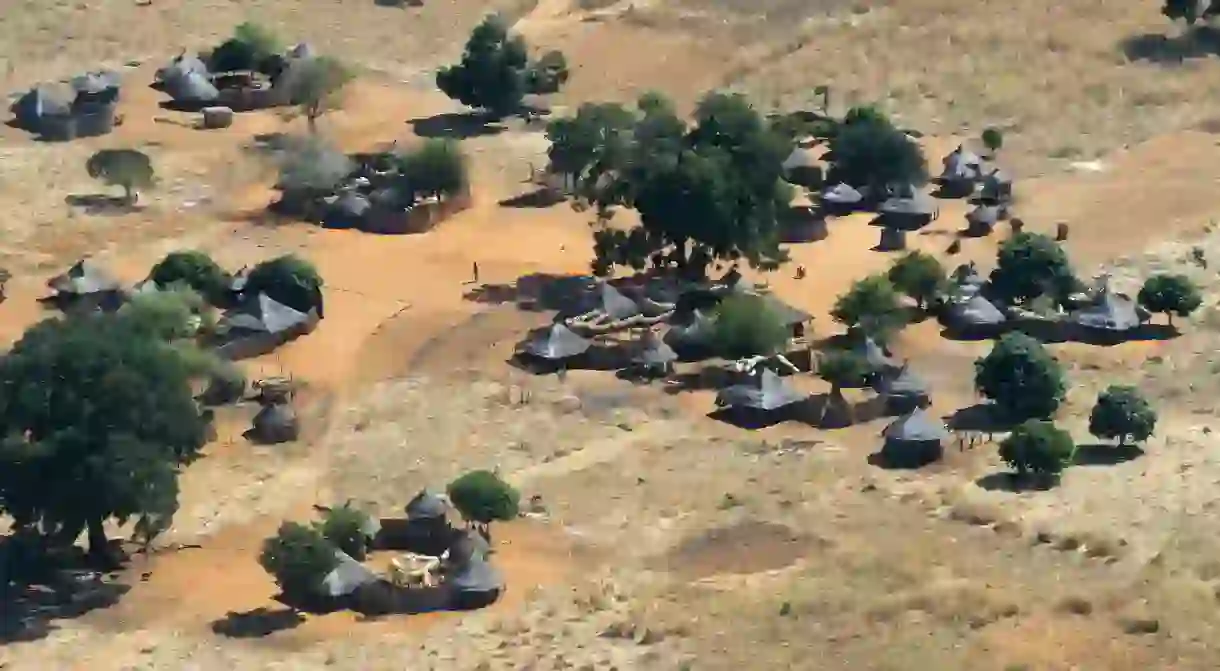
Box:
883;408;949;442
1069;290;1148;332
448;530;491;565
878;365;929;397
12;85;73;124
405;490;448;520
70;71;121;95
634;333;678;366
879;192;936;216
166;70;219;102
158;54;209;82
288;43;316;60
221;292;313;335
940;145;982;180
665;309;716;348
252;403;299;444
966;204;1001;227
716;369;807;411
523;323;591;360
950;294;1007;326
782;146;819;171
600;282;642;321
980;169;1013;200
48;259;121;295
448;558;503;594
230;266;250;292
822;182;863;205
319;549;379;598
857;336;900;372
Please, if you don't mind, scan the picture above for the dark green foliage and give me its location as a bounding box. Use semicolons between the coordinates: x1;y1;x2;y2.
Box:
0;313;208;556
1163;0;1220;23
399;139;469;200
118;286;206;342
981;127;1004;153
1137;273;1201;326
207;22;282;74
315;503;372;560
281;56;353;132
842;105;891;128
259;521;339;596
974;332;1066;421
244;254;323;314
86;148;154;204
1089;385;1157;446
887;251;946;309
447;470;520;526
999;420;1075;478
545;101;635;194
827;113;926;192
831;274;906;339
581;91;792;278
817;349;871;390
989;232;1075;306
710;292;790;357
202;363;247;405
436;15;567;118
149;250;231;305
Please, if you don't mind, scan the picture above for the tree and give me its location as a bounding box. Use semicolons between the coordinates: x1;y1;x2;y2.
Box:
999;420;1075;481
281;56;353;133
436;15;567;118
86;148;154;205
1089;385;1157;446
1138;273;1201;327
245;254;324;315
981;127;1004;155
974;332;1066;421
989;232;1075;306
710;292;790;357
545;101;635;194
315;503;373;560
149;250;231;305
0;313;208;560
887;251;946;309
118;285;207;342
827;115;926;193
831;274;906;339
447;470;520;536
399;139;469;200
207;21;282;74
842;104;891;128
817;349;871;392
259;521;339;597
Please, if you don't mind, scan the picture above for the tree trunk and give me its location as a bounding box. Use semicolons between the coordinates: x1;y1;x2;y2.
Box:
86;518;109;560
123;184;135;206
307;113;318;134
1167;313;1175;327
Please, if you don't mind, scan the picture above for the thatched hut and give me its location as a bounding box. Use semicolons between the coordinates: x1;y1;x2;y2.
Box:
318;548;380;600
781;146;823;188
877;192;936;230
782;205;829;243
877;226;907;251
879;408;948;468
855;335;902;379
979;169;1013;204
715;369;807;420
518;323;592;365
632;330;678;376
944;294;1008;338
10;84;73;131
598;281;642;321
165;70;220;103
964;203;1001;237
664;309;716;354
447;558;503;610
875;364;931;415
937;145;983;197
216;292;320;360
1068;289;1149;342
44;259;126;311
324;192;372;229
250;402;299;444
447;529;492;567
820;182;864;215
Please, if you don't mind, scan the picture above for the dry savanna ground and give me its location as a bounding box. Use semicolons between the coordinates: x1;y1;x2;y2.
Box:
4;0;1220;669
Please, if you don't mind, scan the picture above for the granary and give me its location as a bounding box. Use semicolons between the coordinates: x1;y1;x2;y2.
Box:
632;330;678;376
215;292;320;360
781;146;823;188
945;294;1008;338
1068;288;1149;341
964;203;1001;237
317;548;380;600
875;364;931;415
937;145;983;197
879;407;948;468
877;226;907;251
447;558;504;610
250;402;300;444
519;323;592;364
715;368;808;416
781;202;829;243
877;192;936;230
979;169;1014;204
820;182;864;214
44;258;125;311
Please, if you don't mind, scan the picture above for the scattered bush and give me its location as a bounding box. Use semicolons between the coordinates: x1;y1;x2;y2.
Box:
887;251;946;309
999;420;1075;480
207;22;282;74
276;137;354;200
86;148;154;205
974;332;1066;421
149;250;231;305
259;521;339;597
831;274;906;340
1089;385;1157;446
447;470;520;529
981;127;1003;154
1138;273;1202;327
281;56;353;133
244;254;324;315
710;292;790;357
315;503;373;560
399;139;469;200
989;233;1075;306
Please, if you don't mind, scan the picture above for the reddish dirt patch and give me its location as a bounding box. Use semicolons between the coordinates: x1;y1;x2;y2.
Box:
663;520;820;580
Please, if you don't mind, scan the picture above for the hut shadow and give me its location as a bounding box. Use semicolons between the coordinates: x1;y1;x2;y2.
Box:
708;406;801;430
158;99;211;113
662;365;735;395
1072;443;1145;467
408;113;504;139
463;272;595;311
946;404;1015;433
64;193;141;216
1074;323;1180;345
1120;27;1220;65
210;607;305;639
866;451;929;470
975;471;1059;492
508;345;626;374
938;325;1000;342
498;188;566;209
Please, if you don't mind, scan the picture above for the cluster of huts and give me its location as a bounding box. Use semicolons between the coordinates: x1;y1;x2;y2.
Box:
313;491;504;614
10;70;121;141
153;42;315;116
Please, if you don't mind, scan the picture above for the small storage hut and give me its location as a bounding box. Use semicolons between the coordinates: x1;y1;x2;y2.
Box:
879;407;948;468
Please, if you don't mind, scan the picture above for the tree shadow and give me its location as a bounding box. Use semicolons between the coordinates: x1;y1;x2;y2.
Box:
0;552;131;644
462;272;596;311
408;112;504;140
946;403;1015;433
498;187;566;209
64;193;141;216
1120;26;1220;65
976;471;1059;492
1072;443;1145;467
210;607;305;638
708;406;800;430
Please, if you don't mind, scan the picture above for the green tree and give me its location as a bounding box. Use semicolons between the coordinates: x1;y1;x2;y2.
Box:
1089;385;1157;446
244;254;324;315
201;361;247;406
259;521;339;597
981;127;1004;155
118;285;207;342
989;232;1075;306
816;349;870;392
545;101;635;194
887;251;946;309
1138;273;1202;327
710;292;790;357
281;56;353;133
999;420;1075;480
827;116;926;193
149;250;231;305
207;21;282;74
0;313;208;561
447;470;520;536
842;104;891;128
436;15;567;118
974;332;1066;421
86;148;154;205
400;139;469;200
315;503;373;560
831;274;906;339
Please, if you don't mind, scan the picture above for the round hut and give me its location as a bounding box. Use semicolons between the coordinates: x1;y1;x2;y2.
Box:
879;407;948;468
945;294;1007;338
878;192;936;231
937;145;983;198
402;489;451;554
820;182;864;215
781;146;823;188
633;330;678;377
250;402;300;444
447;558;504;610
876;364;931;415
979;169;1013;204
782;203;829;243
964;204;1001;237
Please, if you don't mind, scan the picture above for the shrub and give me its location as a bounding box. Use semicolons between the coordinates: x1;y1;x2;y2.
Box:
399;139;469;200
315;503;373;560
1138;273;1202;327
244;254;323;315
974;332;1067;421
999;420;1075;479
86;148;154;205
447;470;520;527
276;137;353;199
149;250;231;305
280;56;353;133
989;233;1075;306
118;285;206;342
258;521;339;597
1088;385;1156;446
981;127;1004;154
817;349;871;391
207;22;282;74
710;292;791;357
831;274;906;339
887;251;946;309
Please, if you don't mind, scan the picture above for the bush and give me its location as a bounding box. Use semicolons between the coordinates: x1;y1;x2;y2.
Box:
280;56;353;133
974;332;1066;421
447;470;520;527
207;22;282;74
887;251;946;309
315;503;373;560
999;420;1075;479
989;233;1075;306
399;139;469;200
259;521;339;597
1088;385;1156;446
149;250;231;305
817;349;871;390
1137;273;1201;327
244;254;323;315
86;148;154;205
118;285;206;342
831;274;906;339
710;292;791;357
276;137;353;198
981;127;1004;154
827;118;926;191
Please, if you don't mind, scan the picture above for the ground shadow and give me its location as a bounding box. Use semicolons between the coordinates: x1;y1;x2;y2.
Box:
498;187;566;209
976;471;1059;492
1072;443;1145;467
158;99;211;113
866;450;940;471
1075;323;1180;345
946;404;1015;434
463;272;595;311
1120;26;1220;65
708;403;807;430
64;194;141;216
210;607;305;638
408;113;504;140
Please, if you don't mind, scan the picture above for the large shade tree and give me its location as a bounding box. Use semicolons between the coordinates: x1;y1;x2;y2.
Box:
974;332;1067;422
989;232;1076;306
826;110;926;193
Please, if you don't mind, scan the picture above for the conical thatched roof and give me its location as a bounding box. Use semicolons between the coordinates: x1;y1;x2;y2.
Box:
522;323;591;360
600;282;642;321
939;145;982;181
158;53;209;83
966;204;1001;227
822;182;863;205
405;490;447;521
251;403;300;444
782;146;820;171
879;192;936;216
319;549;379;597
634;332;678;366
878;365;929;397
70;71;121;95
856;336;900;373
221;292;313;335
980;169;1013;201
47;259;121;295
12;84;73;125
883;407;949;442
950;294;1007;326
166;70;219;102
1069;290;1147;332
448;558;503;594
715;369;807;411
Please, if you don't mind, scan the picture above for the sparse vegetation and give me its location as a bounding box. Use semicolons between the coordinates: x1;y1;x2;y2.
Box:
437;15;569;118
276;136;355;202
974;332;1066;421
259;521;340;597
831;274;905;340
1138;273;1202;327
447;469;520;534
999;420;1076;481
887;251;945;310
281;56;353;133
85;148;155;205
710;292;790;357
206;21;282;74
1089;385;1157;446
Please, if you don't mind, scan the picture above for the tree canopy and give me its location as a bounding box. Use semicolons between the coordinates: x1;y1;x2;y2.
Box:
259;521;339;597
0;313;209;558
999;420;1075;480
1089;385;1157;446
981;127;1004;154
436;15;568;118
816;349;871;391
281;56;353;133
86;148;155;205
989;232;1076;306
544;101;636;194
399;139;469;200
447;470;520;527
149;250;231;305
207;21;283;74
1137;273;1201;327
831;274;906;339
826;112;926;192
974;332;1066;421
710;292;790;357
244;254;324;315
118;285;208;342
887;251;946;309
315;503;373;561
